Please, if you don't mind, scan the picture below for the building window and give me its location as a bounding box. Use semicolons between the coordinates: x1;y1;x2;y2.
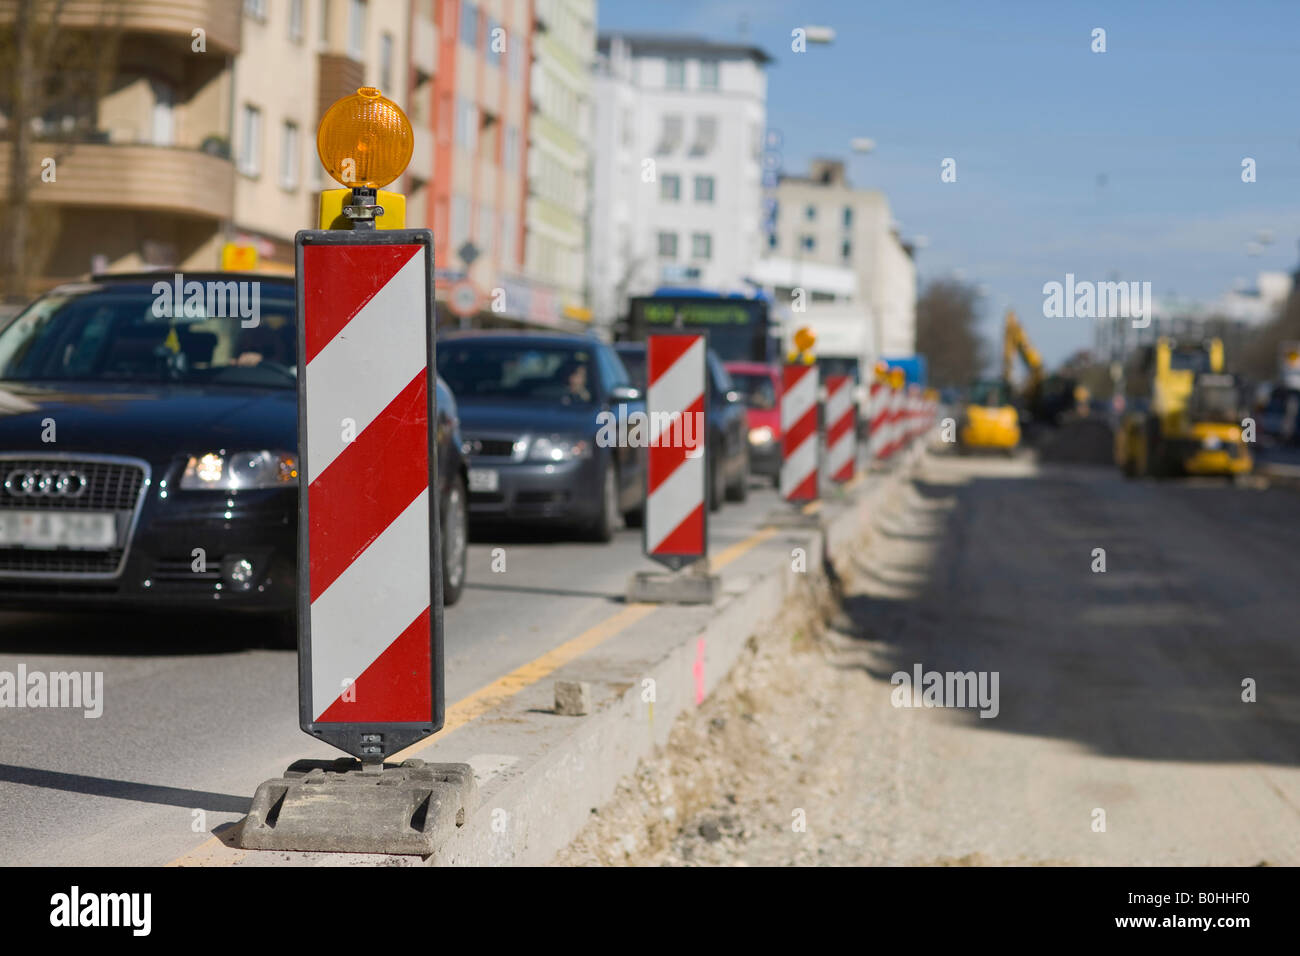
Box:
655;114;683;155
347;0;366;59
694;175;714;202
238;104;262;176
455;98;477;149
801;235;815;252
150;80;174;146
477;204;493;258
688;115;717;156
504;124;519;171
244;0;267;21
841;240;852;261
660;174;680;201
805;204;817;221
380;33;394;91
280;120;300;189
288;0;304;41
691;233;711;260
665;58;685;89
843;206;853;228
509;31;523;79
657;232;677;259
460;0;478;48
699;60;719;90
486;16;501;65
451;195;471;246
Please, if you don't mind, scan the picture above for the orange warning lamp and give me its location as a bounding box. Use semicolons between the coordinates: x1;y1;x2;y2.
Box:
317;87;413;190
793;326;816;354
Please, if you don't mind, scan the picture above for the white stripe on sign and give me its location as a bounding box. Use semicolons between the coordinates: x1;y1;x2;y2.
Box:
781;368;817;431
825;380;853;423
647;451;705;549
310;488;431;719
780;434;817;494
305;249;428;483
646;338;706;442
827;430;855;475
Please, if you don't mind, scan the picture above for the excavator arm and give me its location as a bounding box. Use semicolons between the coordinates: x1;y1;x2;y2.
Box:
1002;310;1044;392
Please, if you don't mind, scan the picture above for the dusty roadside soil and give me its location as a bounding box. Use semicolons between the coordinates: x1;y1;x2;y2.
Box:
556;455;1300;866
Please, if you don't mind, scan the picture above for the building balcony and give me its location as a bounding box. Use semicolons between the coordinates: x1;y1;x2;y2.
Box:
54;0;242;54
0;140;234;221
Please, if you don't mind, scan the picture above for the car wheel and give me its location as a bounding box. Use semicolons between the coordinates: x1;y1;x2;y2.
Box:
726;450;749;502
441;473;469;606
589;460;622;542
709;451;724;512
270;612;298;650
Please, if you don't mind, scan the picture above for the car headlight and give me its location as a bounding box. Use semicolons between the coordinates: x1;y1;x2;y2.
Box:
181;450;299;490
527;436;590;461
748;426;774;445
1203;436;1222;450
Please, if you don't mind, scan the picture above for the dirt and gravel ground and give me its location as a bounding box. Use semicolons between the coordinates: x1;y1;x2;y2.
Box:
556;452;1300;866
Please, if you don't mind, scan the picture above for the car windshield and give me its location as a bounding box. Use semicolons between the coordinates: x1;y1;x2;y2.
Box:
968;380;1013;407
615;349;646;391
0;283;298;388
437;343;598;405
729;371;776;410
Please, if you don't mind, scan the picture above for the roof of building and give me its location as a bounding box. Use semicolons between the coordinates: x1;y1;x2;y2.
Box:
597;32;774;65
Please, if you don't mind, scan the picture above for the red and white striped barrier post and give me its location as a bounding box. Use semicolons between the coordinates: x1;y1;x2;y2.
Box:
645;334;707;570
867;380;887;464
297;233;441;761
824;374;857;483
780;363;819;501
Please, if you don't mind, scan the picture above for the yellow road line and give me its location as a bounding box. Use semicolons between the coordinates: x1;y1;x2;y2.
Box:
166;522;782;866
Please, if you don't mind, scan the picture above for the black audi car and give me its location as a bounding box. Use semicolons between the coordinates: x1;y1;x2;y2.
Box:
0;273;469;639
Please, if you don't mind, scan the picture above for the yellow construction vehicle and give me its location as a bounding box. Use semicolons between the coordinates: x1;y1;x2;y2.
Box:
958;310;1043;452
1114;338;1252;478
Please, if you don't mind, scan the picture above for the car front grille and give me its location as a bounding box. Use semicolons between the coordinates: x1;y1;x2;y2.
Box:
0;457;144;511
464;434;522;460
0;454;150;579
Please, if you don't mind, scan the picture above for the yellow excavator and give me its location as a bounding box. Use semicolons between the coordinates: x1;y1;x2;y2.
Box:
1114;338;1252;478
958;310;1042;452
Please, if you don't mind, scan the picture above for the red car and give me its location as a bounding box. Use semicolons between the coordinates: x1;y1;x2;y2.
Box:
724;361;782;487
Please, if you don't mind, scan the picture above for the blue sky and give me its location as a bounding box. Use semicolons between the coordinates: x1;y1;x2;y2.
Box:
595;0;1300;365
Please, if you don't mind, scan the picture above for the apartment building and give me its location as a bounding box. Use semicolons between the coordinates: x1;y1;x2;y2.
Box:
231;0;412;272
522;0;595;323
588;32;771;328
0;0;242;296
419;0;536;325
0;0;419;292
766;159;917;358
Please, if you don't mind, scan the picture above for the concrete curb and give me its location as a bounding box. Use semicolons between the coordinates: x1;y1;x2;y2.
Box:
230;445;930;866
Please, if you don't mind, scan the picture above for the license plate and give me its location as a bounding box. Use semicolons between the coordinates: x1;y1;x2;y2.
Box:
468;468;499;493
0;510;117;550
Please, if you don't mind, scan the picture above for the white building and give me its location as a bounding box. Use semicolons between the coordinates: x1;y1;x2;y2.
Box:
763;159;916;358
589;33;772;328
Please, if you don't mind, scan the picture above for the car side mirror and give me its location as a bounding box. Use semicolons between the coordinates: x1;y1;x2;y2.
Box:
610;385;640;402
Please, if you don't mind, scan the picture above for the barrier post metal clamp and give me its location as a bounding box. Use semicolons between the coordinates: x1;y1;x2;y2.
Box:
240;89;474;856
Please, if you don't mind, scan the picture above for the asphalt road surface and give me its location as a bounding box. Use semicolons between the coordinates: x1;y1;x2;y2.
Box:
6;451;1300;866
615;452;1300;865
0;476;786;867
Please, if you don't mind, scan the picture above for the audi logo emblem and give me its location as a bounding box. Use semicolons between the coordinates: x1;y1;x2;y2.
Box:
4;469;89;499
